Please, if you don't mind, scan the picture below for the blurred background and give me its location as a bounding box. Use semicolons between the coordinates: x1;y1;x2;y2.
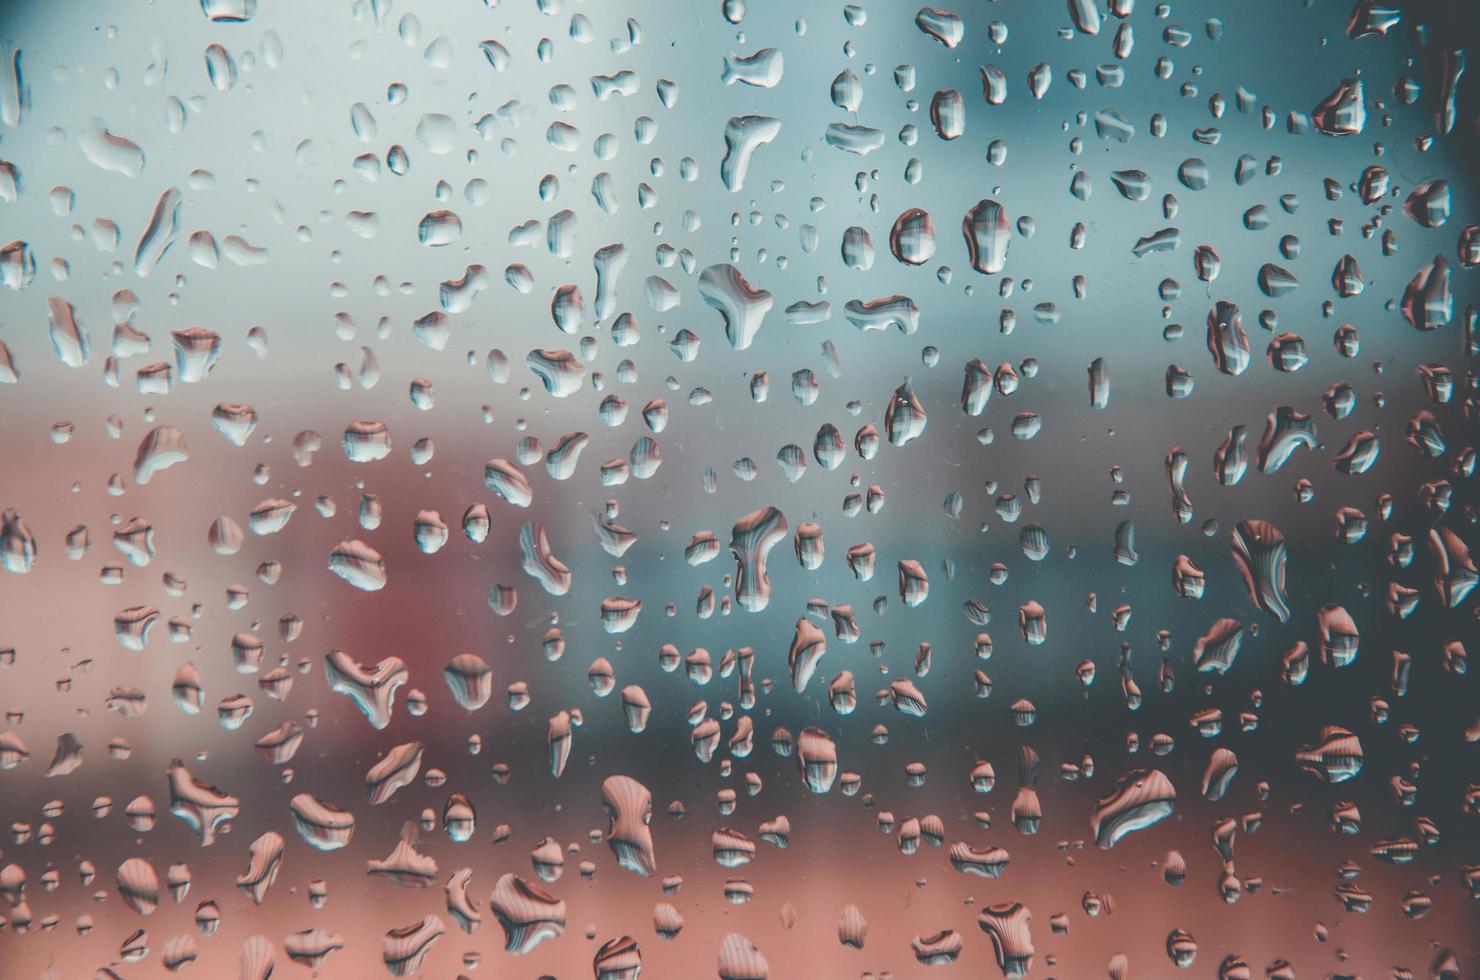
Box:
0;0;1476;975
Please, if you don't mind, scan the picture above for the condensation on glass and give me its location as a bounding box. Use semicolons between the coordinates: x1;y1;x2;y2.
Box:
0;0;1477;976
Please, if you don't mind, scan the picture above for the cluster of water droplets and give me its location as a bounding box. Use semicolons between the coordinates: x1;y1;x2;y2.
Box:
0;0;1477;976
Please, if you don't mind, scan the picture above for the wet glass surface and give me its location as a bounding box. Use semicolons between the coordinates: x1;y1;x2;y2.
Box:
0;0;1478;976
